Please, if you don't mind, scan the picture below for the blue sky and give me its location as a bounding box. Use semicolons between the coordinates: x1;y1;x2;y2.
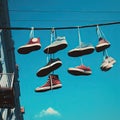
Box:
8;0;120;120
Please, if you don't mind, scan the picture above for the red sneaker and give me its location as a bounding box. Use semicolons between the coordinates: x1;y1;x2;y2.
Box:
95;37;110;52
18;38;41;54
68;64;92;76
35;74;62;92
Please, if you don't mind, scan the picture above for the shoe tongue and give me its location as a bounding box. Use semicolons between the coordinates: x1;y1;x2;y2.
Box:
31;38;38;42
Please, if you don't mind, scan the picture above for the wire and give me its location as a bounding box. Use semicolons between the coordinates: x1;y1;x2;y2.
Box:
9;9;120;13
0;21;120;30
10;19;120;22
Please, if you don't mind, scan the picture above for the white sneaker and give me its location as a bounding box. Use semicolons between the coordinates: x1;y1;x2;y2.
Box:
100;56;116;71
44;36;68;54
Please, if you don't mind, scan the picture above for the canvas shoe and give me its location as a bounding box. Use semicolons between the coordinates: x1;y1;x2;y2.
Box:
68;64;92;76
68;42;94;57
36;58;62;77
17;38;41;54
44;36;68;54
35;74;62;92
100;56;116;71
95;37;110;52
100;56;116;68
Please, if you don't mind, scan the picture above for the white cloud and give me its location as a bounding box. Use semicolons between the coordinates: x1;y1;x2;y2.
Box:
34;107;61;118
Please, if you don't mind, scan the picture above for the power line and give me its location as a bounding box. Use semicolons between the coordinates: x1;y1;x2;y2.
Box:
10;19;120;22
1;21;120;31
9;9;120;13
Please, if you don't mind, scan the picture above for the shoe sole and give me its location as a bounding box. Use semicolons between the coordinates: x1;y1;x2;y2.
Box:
68;68;92;76
44;43;67;54
18;43;41;54
37;61;62;77
101;66;113;71
101;61;113;71
96;44;110;52
68;47;94;57
35;84;62;92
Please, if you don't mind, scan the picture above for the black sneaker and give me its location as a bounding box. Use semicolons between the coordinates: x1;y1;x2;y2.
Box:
36;58;62;77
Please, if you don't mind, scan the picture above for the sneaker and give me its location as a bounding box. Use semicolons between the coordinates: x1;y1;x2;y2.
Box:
68;42;94;57
95;37;110;52
68;64;92;76
35;74;62;92
17;38;41;54
100;56;116;71
44;36;68;54
37;58;62;77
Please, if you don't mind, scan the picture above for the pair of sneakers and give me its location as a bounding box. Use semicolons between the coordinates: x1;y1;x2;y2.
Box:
68;37;110;57
100;56;116;71
18;36;68;54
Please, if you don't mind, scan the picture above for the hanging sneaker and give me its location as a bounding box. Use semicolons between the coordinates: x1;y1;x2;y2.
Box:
36;58;62;77
68;42;94;57
35;74;62;92
68;64;92;76
101;62;113;71
100;56;116;71
95;37;110;52
17;38;41;54
44;36;68;54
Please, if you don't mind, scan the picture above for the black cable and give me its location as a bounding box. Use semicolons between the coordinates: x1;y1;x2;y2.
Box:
9;10;120;13
0;21;120;31
10;19;120;22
